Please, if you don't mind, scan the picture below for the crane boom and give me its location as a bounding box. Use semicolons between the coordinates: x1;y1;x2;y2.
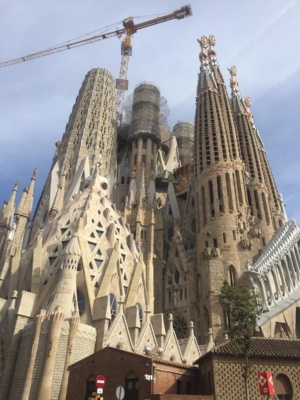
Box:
0;5;192;69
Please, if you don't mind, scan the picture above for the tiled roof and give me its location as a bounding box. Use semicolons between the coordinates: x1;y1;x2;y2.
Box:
210;337;300;358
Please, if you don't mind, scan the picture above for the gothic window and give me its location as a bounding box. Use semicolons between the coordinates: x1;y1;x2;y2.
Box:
208;180;214;217
174;268;180;284
142;154;146;164
77;290;85;316
235;170;243;205
109;294;117;324
191;219;196;233
136;303;143;326
229;265;236;286
261;192;270;224
254;190;262;220
226;173;233;211
217;175;224;212
173;316;188;339
143;138;147;149
201;186;207;226
121;176;125;184
223;233;226;243
213;238;218;248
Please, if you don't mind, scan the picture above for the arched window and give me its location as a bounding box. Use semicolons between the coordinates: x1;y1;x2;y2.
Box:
142;154;146;164
136;303;143;326
109;294;117;324
77;290;85;316
274;374;293;400
229;265;236;286
85;374;96;399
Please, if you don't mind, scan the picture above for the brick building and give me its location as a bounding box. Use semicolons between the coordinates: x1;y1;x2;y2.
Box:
66;346;213;400
196;337;300;399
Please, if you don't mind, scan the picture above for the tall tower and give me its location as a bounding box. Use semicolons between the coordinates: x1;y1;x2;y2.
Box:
29;68;116;238
124;82;162;313
193;36;250;342
229;66;277;245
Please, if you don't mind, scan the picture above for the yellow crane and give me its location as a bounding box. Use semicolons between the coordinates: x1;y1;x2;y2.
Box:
0;5;192;122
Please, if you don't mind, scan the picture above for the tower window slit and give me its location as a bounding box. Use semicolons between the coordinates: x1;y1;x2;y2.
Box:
254;190;262;220
201;186;207;226
235;170;243;205
217;175;224;212
262;192;270;224
226;173;233;212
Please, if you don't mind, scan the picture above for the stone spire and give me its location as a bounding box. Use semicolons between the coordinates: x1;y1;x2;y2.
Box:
0;180;18;229
13;168;37;248
229;67;285;231
229;66;275;244
48;169;66;219
194;35;249;343
0;181;18;257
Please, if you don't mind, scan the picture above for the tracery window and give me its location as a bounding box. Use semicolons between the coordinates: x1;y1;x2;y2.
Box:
173;316;188;339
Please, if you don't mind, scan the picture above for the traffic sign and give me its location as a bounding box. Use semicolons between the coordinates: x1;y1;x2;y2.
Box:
96;375;106;389
116;386;125;400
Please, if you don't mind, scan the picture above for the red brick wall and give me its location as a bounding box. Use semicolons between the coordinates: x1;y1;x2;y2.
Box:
66;348;201;400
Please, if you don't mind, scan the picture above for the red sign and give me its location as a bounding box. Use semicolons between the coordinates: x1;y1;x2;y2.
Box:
258;372;275;396
95;375;106;389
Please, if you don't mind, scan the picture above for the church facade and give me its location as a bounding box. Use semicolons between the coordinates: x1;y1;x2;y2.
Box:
1;36;300;399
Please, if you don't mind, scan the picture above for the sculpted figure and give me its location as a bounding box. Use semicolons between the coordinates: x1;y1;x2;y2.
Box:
197;36;208;64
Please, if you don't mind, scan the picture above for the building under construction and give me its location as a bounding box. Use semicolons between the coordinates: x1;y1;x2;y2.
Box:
1;29;300;399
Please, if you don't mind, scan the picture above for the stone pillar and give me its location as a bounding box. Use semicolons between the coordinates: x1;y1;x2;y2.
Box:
36;306;65;400
21;309;46;400
58;311;80;400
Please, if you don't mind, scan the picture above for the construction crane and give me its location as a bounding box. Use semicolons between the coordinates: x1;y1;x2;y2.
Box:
0;5;192;121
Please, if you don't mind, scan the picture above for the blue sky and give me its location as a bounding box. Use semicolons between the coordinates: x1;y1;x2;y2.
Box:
1;0;300;221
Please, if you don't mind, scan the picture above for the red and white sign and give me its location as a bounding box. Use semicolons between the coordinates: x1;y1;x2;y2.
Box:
258;372;275;396
95;375;106;389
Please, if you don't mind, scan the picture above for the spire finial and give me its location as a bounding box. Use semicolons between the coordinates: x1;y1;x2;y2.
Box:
208;34;216;60
32;168;38;180
228;65;238;92
244;96;255;126
197;36;208;66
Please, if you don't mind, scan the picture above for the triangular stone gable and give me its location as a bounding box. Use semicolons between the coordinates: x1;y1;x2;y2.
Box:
182;323;202;364
163;316;184;363
104;308;134;352
135;316;158;353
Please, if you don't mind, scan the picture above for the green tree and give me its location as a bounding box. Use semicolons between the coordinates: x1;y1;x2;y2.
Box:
219;281;264;400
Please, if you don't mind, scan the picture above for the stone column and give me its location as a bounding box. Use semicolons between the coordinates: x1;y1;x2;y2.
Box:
58;311;80;400
36;306;65;400
21;309;46;400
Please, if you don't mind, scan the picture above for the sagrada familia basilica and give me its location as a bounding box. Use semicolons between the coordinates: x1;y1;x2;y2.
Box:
1;35;300;399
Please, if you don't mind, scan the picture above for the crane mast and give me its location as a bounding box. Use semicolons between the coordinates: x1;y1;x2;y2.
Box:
0;5;192;121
